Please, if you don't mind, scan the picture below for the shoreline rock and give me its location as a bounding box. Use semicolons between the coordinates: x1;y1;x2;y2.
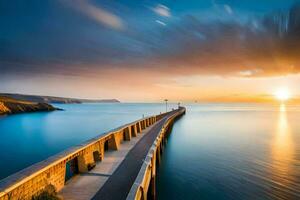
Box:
0;97;61;115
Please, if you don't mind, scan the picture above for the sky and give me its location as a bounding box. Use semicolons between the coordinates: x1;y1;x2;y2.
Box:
1;0;300;102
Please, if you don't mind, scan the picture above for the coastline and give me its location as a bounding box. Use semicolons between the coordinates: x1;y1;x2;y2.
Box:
0;93;121;116
0;93;120;104
0;97;60;115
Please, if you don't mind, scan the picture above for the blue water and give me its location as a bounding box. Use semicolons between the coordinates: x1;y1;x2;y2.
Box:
157;104;300;200
0;103;176;180
1;103;299;199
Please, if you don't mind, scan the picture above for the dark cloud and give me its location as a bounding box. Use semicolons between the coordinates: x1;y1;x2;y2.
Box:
1;1;300;77
151;3;300;77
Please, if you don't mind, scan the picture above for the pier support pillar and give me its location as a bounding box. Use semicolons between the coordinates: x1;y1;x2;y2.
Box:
108;134;119;150
131;125;137;137
123;127;131;141
149;176;156;200
77;149;96;173
156;146;161;165
100;142;105;161
136;123;140;133
77;155;88;172
143;120;146;129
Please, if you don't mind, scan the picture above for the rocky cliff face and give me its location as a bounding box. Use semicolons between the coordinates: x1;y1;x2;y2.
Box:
0;94;81;104
0;97;58;115
0;102;10;115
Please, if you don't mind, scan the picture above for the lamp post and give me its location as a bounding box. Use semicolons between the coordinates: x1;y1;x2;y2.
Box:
164;99;168;112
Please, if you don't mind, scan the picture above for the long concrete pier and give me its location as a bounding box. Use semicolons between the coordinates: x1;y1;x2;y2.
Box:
0;107;185;200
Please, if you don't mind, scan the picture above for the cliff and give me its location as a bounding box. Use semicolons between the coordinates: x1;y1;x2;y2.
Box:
0;96;58;115
79;99;120;103
0;93;120;104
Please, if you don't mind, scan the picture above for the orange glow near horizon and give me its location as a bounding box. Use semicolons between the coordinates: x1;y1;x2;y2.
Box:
4;71;300;103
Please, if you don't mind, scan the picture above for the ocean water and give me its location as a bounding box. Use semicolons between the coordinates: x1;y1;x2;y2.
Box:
1;103;299;200
0;103;176;180
157;104;300;200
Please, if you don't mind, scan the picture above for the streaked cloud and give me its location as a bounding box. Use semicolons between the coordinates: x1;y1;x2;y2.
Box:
151;4;300;77
1;0;300;90
238;69;263;77
65;0;124;30
155;20;166;26
152;4;171;17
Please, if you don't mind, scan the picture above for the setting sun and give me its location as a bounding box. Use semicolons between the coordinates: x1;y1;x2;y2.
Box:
275;88;291;101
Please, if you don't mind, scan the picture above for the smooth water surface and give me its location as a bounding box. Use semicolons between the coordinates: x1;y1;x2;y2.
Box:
157;104;300;200
0;103;176;180
1;103;299;199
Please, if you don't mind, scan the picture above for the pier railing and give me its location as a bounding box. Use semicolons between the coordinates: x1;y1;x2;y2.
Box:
0;109;179;200
126;107;186;200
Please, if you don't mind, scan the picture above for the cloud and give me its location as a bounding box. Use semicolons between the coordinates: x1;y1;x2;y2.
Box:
224;5;233;15
66;0;124;30
1;1;300;80
238;69;263;77
152;4;171;17
155;20;166;26
148;4;300;77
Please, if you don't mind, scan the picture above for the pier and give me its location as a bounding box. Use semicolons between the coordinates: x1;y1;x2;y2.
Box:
0;107;185;200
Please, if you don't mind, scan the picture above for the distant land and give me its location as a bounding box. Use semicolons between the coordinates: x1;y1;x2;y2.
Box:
0;96;59;115
0;93;120;104
0;93;120;115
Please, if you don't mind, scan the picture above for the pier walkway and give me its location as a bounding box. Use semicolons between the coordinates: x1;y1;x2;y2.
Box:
92;110;176;200
0;108;185;200
59;125;153;200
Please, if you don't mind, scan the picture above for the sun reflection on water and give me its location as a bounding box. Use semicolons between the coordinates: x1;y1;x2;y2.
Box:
271;103;295;195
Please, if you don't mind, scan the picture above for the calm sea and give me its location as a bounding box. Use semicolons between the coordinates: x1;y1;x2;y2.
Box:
157;104;300;200
0;103;299;199
0;103;176;180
